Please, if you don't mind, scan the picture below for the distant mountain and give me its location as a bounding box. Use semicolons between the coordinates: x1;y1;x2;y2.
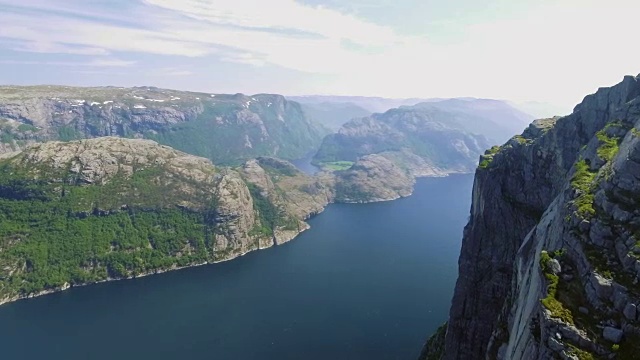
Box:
0;86;329;165
409;98;534;144
314;98;532;166
509;100;572;119
310;98;534;202
289;95;427;113
291;95;534;141
314;106;492;173
298;101;371;131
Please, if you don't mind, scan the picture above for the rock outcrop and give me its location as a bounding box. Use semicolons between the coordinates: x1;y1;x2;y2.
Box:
0;85;328;165
421;74;640;359
329;151;450;203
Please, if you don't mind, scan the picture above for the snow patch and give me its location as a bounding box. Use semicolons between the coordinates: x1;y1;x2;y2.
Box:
103;101;113;104
90;102;100;106
133;105;147;109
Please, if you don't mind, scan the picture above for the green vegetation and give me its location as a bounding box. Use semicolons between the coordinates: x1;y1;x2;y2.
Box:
551;252;603;342
146;100;326;165
247;183;278;237
615;333;640;359
0;132;13;144
478;158;491;169
256;157;299;177
479;145;501;169
570;160;596;217
631;128;640;137
596;130;620;162
17;124;39;132
57;125;82;141
539;251;574;325
422;323;447;360
566;343;595;360
0;163;218;298
246;183;298;237
320;161;355;171
0;120;40;152
334;181;374;203
513;135;529;145
2;87;328;166
0;135;308;300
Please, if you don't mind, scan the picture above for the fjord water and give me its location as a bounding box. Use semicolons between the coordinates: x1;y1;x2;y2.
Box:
0;175;473;360
290;151;321;175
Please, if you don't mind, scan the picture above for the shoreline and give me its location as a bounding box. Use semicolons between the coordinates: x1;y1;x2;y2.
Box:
0;171;471;308
0;216;314;308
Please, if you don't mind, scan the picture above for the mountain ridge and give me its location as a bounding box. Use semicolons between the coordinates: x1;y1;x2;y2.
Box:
0;85;329;165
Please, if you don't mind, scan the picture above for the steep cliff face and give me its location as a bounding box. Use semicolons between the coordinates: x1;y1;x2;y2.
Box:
0;138;329;306
0;86;328;164
425;74;640;359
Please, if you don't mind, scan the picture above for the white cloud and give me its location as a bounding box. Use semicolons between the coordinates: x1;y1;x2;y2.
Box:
12;41;110;56
0;59;135;67
157;68;194;76
165;70;194;76
0;0;639;107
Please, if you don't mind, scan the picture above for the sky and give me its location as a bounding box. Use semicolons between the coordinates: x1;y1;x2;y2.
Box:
0;0;639;112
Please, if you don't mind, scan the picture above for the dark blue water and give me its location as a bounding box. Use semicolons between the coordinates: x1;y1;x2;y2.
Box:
0;175;473;360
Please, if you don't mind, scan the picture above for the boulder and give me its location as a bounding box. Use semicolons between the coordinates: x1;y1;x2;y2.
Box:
603;327;623;343
548;338;565;352
623;303;637;320
549;259;562;275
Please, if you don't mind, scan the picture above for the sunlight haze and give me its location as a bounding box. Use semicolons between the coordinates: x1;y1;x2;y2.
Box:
1;0;639;113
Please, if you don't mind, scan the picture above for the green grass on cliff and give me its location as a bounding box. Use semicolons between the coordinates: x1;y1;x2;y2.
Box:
596;130;620;162
478;145;501;169
420;323;446;360
570;160;596;217
539;251;574;325
246;182;298;237
566;343;595;360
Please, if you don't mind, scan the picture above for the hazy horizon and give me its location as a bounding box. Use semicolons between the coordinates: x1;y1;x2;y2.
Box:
0;0;638;114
